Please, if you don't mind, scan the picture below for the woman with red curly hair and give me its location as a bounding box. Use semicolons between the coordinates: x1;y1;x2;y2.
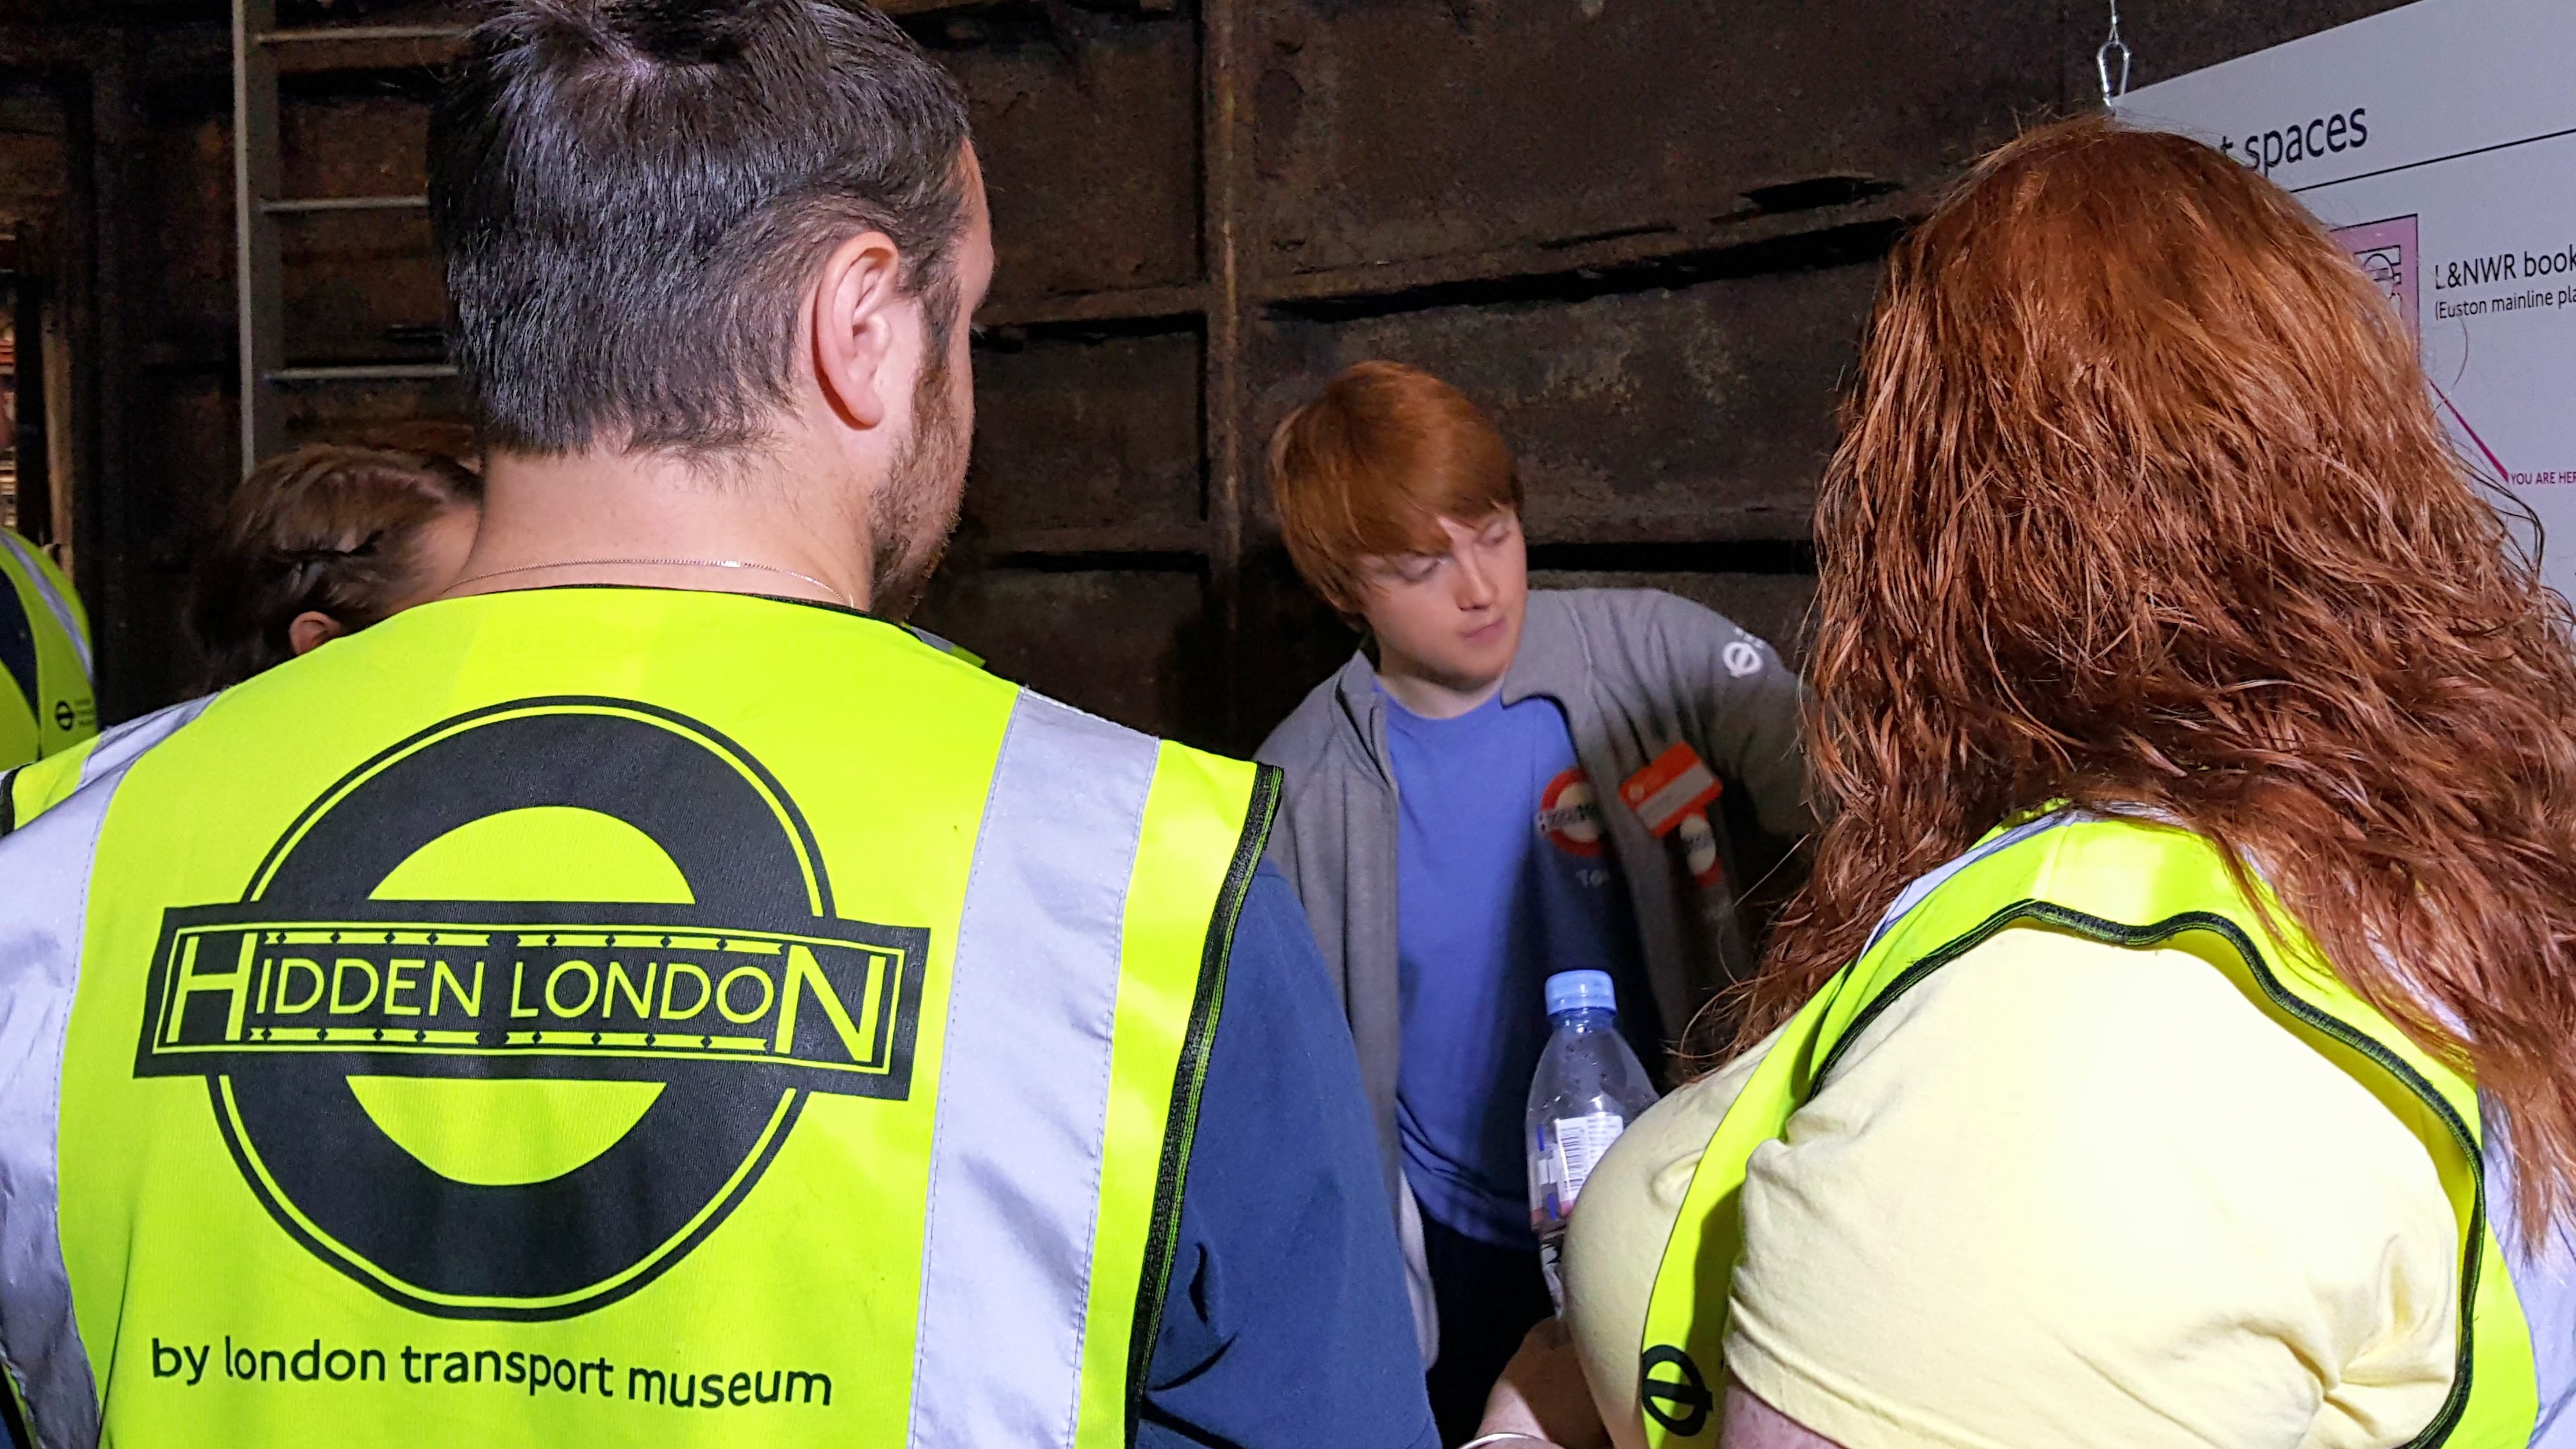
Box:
1477;115;2576;1449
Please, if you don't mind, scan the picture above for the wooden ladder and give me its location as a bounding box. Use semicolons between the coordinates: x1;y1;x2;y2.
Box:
229;2;467;473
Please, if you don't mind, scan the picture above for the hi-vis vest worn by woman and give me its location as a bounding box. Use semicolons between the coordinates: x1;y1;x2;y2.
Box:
1635;812;2576;1449
0;587;1275;1449
0;528;96;769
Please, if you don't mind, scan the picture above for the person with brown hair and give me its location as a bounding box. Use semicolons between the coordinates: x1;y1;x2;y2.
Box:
1475;114;2576;1449
1257;360;1812;1441
185;442;483;690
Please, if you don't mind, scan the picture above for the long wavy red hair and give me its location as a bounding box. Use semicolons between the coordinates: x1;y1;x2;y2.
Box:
1743;116;2576;1232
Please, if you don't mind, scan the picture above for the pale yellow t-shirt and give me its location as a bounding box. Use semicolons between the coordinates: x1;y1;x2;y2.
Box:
1564;926;2459;1449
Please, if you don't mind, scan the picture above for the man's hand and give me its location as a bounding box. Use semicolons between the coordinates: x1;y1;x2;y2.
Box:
1475;1318;1609;1449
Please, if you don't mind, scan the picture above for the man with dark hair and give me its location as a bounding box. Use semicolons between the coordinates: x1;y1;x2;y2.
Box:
0;4;1433;1447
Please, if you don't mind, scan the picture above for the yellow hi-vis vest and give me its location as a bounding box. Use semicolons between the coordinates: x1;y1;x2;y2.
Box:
0;586;1277;1449
1637;812;2560;1449
0;528;95;770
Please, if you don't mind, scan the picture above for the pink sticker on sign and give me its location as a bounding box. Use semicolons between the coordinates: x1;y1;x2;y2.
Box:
2335;214;2420;350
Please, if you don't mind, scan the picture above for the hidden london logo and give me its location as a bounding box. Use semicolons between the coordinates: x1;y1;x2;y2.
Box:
132;698;927;1321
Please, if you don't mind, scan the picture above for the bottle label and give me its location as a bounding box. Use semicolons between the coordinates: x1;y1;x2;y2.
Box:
1531;1112;1625;1313
1551;1110;1625;1206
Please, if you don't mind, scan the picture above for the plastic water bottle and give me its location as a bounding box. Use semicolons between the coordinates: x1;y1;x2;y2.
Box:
1526;969;1659;1311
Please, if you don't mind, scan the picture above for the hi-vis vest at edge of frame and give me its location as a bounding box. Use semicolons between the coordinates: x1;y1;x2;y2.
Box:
0;527;95;770
1634;811;2576;1449
0;586;1276;1449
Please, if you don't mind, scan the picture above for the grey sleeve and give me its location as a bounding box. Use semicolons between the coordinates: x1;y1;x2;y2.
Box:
1654;594;1814;840
1250;714;1347;1010
1253;762;1303;882
1251;711;1310;877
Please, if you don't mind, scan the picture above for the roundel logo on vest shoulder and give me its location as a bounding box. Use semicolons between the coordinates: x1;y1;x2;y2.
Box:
130;698;929;1321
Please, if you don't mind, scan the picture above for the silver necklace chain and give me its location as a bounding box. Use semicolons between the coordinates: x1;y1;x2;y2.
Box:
444;557;858;611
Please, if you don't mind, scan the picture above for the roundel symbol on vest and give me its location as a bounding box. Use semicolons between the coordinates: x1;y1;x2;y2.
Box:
52;698;73;731
1639;1343;1715;1438
133;698;929;1320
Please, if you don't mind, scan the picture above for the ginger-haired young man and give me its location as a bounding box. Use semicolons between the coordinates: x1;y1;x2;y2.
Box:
1256;360;1812;1440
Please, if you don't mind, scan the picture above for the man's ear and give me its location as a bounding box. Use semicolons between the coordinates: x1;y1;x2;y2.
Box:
811;230;909;434
288;611;345;657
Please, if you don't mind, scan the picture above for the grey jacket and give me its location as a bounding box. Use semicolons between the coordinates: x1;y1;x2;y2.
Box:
1255;589;1811;1352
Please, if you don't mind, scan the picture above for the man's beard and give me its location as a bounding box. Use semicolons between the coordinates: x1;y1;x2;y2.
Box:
868;339;970;619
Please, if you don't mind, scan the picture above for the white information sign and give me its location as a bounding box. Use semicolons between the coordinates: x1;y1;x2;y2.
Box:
2118;0;2576;598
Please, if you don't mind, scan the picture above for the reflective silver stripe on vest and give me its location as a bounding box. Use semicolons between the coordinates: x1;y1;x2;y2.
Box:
76;698;215;790
2483;1095;2576;1446
1862;809;2088;955
0;696;204;1448
906;691;1162;1449
0;533;88;685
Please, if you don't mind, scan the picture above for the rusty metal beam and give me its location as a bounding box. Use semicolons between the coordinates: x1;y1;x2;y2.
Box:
86;36;143;717
258;25;467;45
270;33;465;74
975;280;1207;332
988;522;1212;557
261;194;427;215
1201;0;1248;740
234;0;284;468
0;23;110;67
1521;507;1822;548
241;21;473;73
879;0;1017;15
973;188;1923;335
268;363;458;382
1255;186;1926;319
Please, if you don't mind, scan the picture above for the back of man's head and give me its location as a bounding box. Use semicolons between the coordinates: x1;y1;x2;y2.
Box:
430;0;971;458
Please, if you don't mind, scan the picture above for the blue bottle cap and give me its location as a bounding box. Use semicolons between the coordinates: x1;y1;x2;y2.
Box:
1545;969;1617;1018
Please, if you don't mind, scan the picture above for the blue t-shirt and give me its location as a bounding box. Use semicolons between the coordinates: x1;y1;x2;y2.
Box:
1381;689;1656;1247
1142;864;1438;1448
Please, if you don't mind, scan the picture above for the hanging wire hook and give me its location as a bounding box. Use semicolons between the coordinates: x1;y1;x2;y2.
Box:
2098;0;2133;106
